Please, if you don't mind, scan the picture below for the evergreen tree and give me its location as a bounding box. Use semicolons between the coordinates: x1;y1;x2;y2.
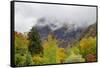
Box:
28;27;43;56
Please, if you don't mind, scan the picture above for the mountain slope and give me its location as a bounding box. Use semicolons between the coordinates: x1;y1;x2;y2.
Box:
80;23;96;40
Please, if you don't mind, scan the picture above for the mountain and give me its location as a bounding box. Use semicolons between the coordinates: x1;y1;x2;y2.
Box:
35;25;51;41
79;23;96;40
54;26;85;47
35;17;96;48
36;17;65;31
35;22;86;47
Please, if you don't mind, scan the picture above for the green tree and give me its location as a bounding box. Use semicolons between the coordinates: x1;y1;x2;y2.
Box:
28;27;43;56
66;46;85;63
15;32;32;66
43;34;58;64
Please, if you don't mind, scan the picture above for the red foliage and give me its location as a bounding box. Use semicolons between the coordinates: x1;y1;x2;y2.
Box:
86;54;96;62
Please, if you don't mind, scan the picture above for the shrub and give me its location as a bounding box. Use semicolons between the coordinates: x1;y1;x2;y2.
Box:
66;51;85;63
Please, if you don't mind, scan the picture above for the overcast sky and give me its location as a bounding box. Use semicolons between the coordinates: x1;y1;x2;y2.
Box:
15;2;96;33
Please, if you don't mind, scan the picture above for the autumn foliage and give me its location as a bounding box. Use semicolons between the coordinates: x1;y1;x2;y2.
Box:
14;25;97;66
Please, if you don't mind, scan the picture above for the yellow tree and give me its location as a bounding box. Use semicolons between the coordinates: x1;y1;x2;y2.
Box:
43;33;58;64
56;48;66;63
79;37;96;62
